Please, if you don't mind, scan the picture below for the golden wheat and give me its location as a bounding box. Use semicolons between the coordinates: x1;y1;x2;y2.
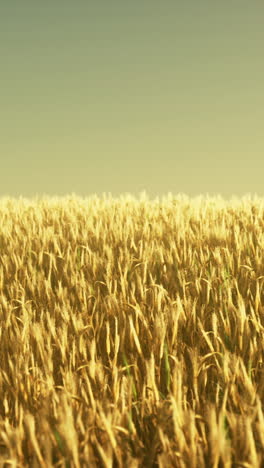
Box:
0;192;263;467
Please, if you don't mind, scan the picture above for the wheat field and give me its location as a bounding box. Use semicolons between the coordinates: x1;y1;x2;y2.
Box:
0;192;263;467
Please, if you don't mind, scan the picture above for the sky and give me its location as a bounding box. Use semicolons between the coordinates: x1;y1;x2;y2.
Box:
1;1;264;201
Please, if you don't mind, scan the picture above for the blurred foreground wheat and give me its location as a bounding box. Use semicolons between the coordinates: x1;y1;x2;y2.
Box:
0;192;263;467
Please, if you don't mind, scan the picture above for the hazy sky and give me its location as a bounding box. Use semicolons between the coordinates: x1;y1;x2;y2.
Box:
1;1;263;200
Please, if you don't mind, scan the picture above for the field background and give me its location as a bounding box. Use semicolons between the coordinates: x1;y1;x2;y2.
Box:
2;3;264;465
0;193;263;467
